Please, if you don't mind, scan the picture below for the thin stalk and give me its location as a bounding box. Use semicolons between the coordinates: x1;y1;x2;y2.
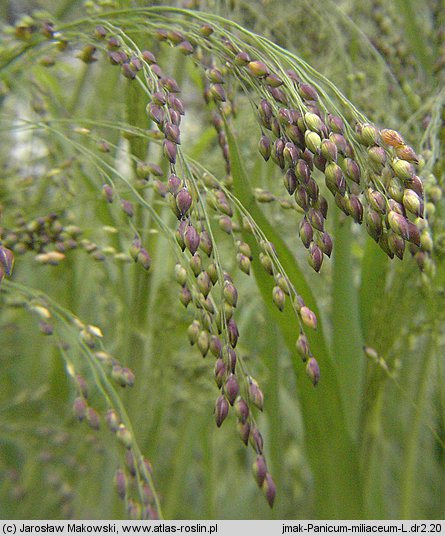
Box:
400;326;436;518
332;213;365;436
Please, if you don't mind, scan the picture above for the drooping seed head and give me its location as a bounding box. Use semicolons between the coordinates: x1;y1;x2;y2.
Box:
178;40;194;55
306;356;320;386
207;262;219;285
247;60;270;77
378;232;395;259
197;271;212;297
324;162;344;195
142;50;156;64
293;162;309;187
208;335;222;357
215;395;229;427
359;123;380;146
258;135;272;161
187;320;200;345
367;146;387;172
167;174;182;195
223;346;237;373
237;420;251;445
283;168;297;195
248;376;264;411
188;253;201;277
304;112;324;133
234;396;250;423
272;286;286;311
214;358;226;388
151;90;167;106
308;207;324;232
343;158;361;184
121;200;134;218
175;188;192;218
407;221;420;246
73;397;87;421
304;130;322;154
295;186;310;211
380;129;405;147
258;99;273;126
402;189;424;217
320;139;338;162
365;209;383;242
116;424;133;449
420;229;433;252
249;425;264;454
209;83;226;102
219;216;233;234
160;76;181;93
195;232;212;258
300;306;317;329
147;103;165;125
179;285;192;307
199;23;214;37
235;253;250;275
105;409;120;432
392;159;414;181
308;243;323;272
114;469;127;500
168;95;185;115
129;236;142;261
283;142;299;166
223;282;238;307
77;45;97;64
150;64;164;79
164;122;181;144
197;330;210;357
395;144;419;164
266;73;283;87
184;225;200;255
225;374;239;405
318;232;333;258
102;184;114;203
299;218;313;249
262;473;276;508
137;248;151;270
407;175;424;198
327;114;345;134
296;333;310;361
348;195;364;224
121;62;137;80
299;83;319;101
227;317;239;348
387;231;405;259
366;188;387;214
163;139;177;164
388;211;410;240
253;455;268;487
86;407;100;430
234;51;250;65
